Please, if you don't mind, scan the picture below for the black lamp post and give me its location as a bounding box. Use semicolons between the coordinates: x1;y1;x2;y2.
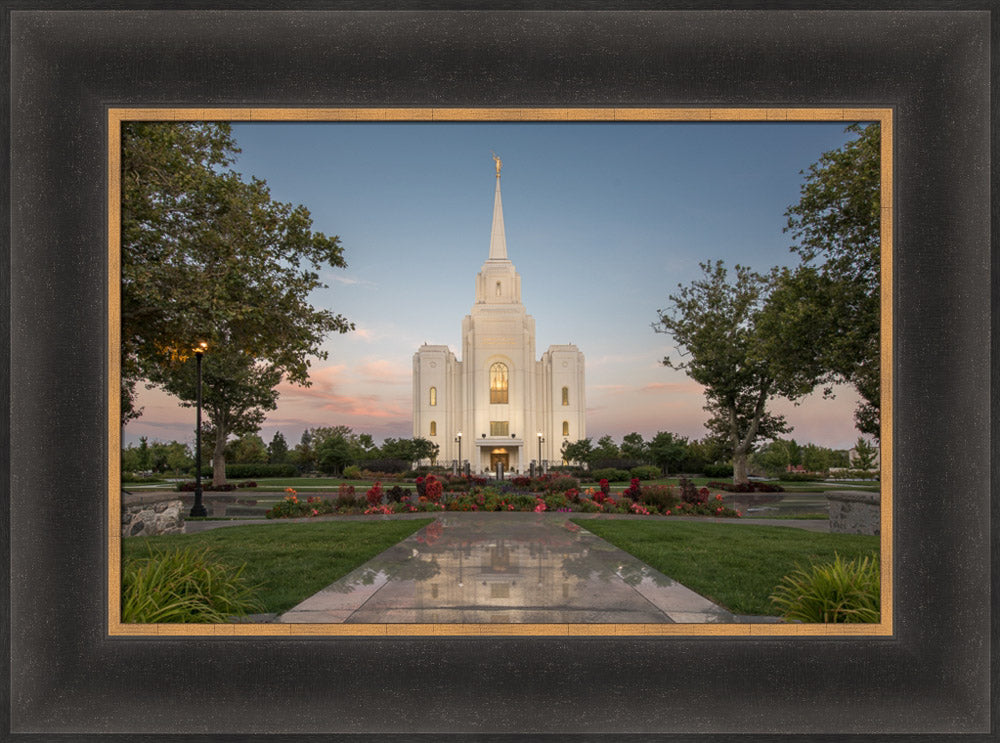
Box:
455;432;462;470
537;433;545;471
190;341;208;518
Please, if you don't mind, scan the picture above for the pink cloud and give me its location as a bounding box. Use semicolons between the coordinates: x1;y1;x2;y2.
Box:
354;359;409;385
638;381;705;394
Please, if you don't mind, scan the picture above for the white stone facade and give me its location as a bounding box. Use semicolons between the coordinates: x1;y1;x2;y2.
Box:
413;165;585;473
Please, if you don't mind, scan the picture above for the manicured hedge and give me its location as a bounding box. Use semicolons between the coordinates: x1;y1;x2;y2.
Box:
589;467;632;483
190;463;298;479
629;465;662;480
702;463;734;478
778;472;826;482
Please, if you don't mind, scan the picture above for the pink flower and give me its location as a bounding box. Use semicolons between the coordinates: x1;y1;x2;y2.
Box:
715;494;723;501
311;508;318;516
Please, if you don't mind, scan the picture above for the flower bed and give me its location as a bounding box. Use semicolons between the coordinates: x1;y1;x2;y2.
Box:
265;482;743;519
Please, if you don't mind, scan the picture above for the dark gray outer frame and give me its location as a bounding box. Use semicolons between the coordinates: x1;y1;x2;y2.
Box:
4;4;995;741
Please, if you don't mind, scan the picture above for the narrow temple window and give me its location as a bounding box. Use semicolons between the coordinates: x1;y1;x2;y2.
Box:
490;362;509;403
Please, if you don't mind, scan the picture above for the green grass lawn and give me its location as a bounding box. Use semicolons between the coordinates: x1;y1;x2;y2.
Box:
122;519;433;615
572;519;879;616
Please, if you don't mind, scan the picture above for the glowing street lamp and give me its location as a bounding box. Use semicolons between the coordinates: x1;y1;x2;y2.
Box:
190;341;209;518
537;432;545;470
455;432;463;468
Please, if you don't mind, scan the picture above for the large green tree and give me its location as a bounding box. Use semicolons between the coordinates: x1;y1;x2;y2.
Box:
153;350;283;485
377;436;439;466
560;438;594;467
227;433;269;464
646;431;688;476
654;261;825;484
620;432;649;463
851;437;878;470
267;431;289;464
784;122;881;438
591;435;620;464
122;122;353;484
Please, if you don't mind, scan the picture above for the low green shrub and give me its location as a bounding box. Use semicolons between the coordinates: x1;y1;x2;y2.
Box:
189;463;297;479
702;463;734;478
121;473;167;484
829;469;879;481
778;472;825;482
342;465;362;479
266;490;336;518
770;552;880;623
589;468;631;483
640;483;677;510
121;545;263;623
544;493;570;511
361;458;410;474
629;465;661;481
591;458;641;472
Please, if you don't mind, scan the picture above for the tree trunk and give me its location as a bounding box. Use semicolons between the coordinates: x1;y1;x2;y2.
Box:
733;449;750;485
212;423;228;487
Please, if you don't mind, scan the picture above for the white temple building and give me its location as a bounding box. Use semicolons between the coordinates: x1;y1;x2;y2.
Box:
412;157;585;473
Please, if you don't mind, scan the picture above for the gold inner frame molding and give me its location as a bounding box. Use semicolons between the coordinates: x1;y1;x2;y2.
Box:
108;107;893;638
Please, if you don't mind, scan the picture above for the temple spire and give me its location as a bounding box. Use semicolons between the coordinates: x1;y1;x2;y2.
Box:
488;154;507;260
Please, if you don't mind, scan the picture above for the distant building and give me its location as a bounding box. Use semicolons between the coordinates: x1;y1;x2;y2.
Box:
412;159;585;472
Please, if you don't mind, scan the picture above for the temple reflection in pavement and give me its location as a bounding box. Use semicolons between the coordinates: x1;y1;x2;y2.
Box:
278;514;737;624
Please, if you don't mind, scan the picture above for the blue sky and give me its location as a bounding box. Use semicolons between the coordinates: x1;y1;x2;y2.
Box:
127;120;870;451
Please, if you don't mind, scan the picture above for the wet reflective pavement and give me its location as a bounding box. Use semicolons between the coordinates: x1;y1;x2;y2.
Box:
277;512;737;624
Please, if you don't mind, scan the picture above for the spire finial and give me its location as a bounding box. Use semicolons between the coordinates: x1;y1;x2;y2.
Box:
488;156;507;260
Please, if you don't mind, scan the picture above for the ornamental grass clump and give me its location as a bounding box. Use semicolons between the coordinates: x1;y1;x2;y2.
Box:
770;552;881;623
122;545;263;623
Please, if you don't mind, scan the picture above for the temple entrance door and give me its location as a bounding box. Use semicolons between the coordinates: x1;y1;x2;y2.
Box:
490;448;509;470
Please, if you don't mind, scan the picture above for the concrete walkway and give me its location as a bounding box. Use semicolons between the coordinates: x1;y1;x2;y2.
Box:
276;512;769;624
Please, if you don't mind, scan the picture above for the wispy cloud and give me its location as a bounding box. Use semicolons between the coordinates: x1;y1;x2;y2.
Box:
638;381;705;394
355;359;410;386
587;352;656;368
328;274;376;287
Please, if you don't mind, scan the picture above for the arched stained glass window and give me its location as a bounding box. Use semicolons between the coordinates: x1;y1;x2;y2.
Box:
562;421;569;436
429;421;437;436
429;386;437;406
490;362;509;404
562;386;569;405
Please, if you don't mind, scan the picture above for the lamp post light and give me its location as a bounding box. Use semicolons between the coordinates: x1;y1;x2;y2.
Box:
190;341;209;518
537;433;545;472
455;432;462;470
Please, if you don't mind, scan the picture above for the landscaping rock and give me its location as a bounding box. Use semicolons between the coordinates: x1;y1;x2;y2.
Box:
122;500;185;537
827;491;880;535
